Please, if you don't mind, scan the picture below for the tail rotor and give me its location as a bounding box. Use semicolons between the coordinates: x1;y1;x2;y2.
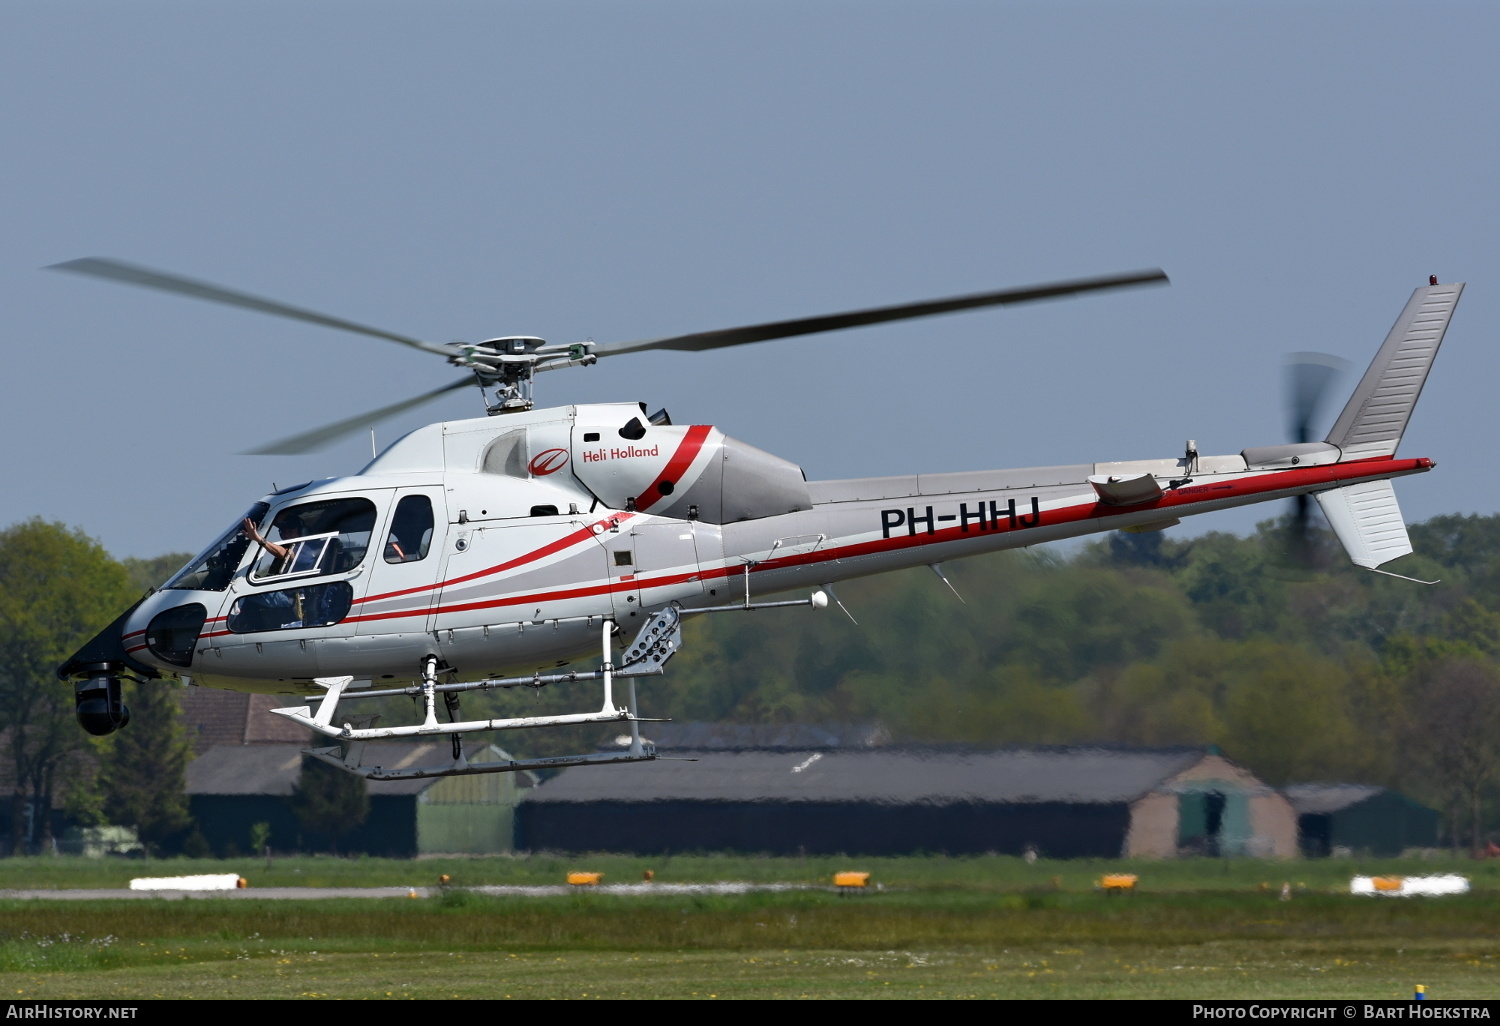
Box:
1280;352;1348;565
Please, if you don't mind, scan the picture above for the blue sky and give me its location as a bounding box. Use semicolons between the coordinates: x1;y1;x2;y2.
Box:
2;1;1496;558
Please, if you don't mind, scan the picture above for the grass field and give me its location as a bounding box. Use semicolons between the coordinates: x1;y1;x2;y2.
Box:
0;856;1496;999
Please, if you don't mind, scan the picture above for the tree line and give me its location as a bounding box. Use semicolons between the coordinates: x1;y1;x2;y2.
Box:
0;520;364;856
2;511;1498;855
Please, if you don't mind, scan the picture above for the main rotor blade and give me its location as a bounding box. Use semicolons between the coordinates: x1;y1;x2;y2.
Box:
593;268;1169;357
241;377;474;455
48;257;452;357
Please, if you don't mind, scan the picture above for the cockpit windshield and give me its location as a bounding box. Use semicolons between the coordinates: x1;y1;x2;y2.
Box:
162;502;271;592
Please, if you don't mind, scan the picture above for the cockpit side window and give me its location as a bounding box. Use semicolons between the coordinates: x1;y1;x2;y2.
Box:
162;502;271;592
250;497;377;583
384;495;435;564
227;581;353;634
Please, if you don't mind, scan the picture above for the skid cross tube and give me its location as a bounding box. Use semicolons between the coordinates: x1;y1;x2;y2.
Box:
279;702;642;742
299;591;825;708
277;595;821;777
310;664;667;704
272;606;688;742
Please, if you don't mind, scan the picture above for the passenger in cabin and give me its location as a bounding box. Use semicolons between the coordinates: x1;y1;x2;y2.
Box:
383;495;435;564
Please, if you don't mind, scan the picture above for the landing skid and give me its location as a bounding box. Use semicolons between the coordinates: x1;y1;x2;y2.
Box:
274;590;824;779
306;745;665;781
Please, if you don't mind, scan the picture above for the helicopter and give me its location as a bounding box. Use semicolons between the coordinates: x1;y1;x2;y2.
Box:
53;259;1463;780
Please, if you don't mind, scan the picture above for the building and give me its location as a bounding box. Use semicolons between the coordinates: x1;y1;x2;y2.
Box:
185;740;536;856
180;687;534;856
180;687;313;754
517;743;1299;858
638;722;890;750
1283;784;1440;857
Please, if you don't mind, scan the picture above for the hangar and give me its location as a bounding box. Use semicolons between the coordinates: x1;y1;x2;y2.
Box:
180;688;534;856
517;743;1299;858
1284;783;1440;857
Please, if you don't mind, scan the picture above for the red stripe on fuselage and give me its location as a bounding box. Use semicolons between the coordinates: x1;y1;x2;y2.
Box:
638;425;712;512
355;512;634;607
193;512;635;637
733;456;1433;577
331;458;1437;626
188;458;1432;635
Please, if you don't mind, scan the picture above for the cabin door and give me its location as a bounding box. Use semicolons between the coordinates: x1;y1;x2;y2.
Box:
355;486;449;636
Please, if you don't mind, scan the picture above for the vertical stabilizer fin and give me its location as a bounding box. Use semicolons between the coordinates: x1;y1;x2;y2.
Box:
1326;282;1463;459
1315;479;1412;569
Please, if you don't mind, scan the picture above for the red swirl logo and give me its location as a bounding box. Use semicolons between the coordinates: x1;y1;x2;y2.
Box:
528;448;570;476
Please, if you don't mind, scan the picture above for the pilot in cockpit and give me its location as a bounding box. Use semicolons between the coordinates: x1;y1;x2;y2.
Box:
225;499;371;632
242;516;300;574
233;516;307;630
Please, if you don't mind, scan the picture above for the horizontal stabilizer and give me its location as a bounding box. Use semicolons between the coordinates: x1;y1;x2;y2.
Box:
1326;282;1463;459
1314;480;1412;569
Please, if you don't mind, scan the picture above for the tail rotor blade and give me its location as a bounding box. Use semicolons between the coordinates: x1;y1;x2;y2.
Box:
1285;352;1348;444
1274;353;1347;571
1290;492;1312;556
241;377;474;455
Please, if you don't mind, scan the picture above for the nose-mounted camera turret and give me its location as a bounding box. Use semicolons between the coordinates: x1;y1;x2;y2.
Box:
56;601;156;736
73;663;131;736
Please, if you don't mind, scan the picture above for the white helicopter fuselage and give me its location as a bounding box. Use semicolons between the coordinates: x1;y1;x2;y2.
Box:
116;399;1433;696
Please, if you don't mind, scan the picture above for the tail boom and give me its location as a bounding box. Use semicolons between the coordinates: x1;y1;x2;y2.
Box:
726;455;1433;595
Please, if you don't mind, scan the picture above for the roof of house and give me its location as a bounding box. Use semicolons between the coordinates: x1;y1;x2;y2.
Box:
527;745;1212;805
1282;783;1387;815
179;687;312;754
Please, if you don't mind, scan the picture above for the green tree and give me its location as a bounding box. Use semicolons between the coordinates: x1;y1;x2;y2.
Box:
1109;638;1228;746
291;757;368;854
119;553;194;595
0;519;134;854
99;680;194;854
1400;658;1500;855
1217;641;1366;785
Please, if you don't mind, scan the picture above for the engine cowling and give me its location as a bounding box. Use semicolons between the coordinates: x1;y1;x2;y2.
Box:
568;411;811;523
468;404;812;523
